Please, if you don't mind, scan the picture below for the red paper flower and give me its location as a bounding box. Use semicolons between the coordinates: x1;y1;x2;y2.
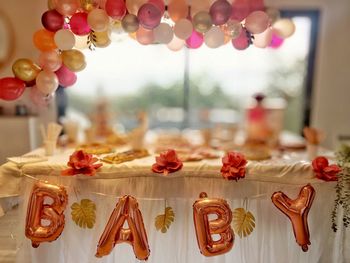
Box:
312;156;341;181
221;151;247;181
152;149;183;176
61;150;103;176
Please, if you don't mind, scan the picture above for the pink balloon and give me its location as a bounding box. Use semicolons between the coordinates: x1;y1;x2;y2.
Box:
186;30;204;49
149;0;165;13
55;65;77;87
105;0;127;19
137;3;162;29
269;32;284;48
29;86;54;107
70;12;91;36
136;26;155;45
210;0;232;26
232;28;250;50
39;51;62;72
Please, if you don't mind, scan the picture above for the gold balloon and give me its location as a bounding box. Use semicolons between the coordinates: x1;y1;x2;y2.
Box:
193;11;212;33
122;14;139;33
12;59;41;82
62;49;86;72
80;0;99;12
94;31;111;47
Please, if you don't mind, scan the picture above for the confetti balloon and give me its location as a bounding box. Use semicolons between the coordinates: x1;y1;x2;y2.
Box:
0;77;26;101
204;26;225;48
39;51;62;72
221;19;242;39
245;11;270;34
167;35;184;51
137;3;162;29
168;0;188;22
273;18;295;38
136;26;154;45
54;0;80;16
33;29;57;52
54;29;76;50
232;28;250;50
36;70;59;94
121;14;139;33
70;12;91;36
12;59;41;82
105;0;127;19
62;49;86;72
209;0;232;26
55;65;77;86
174;18;193;40
193;11;212;33
186;30;204;49
87;8;110;32
41;10;64;32
154;23;173;44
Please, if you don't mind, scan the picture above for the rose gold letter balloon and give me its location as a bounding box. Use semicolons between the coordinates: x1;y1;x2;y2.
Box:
193;192;234;257
25;181;68;248
96;195;150;260
271;184;315;252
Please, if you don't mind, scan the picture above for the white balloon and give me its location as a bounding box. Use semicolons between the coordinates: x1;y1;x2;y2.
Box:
204;26;224;48
254;27;273;48
154;23;174;44
273;18;295;38
167;35;185;51
174;19;193;40
54;29;76;50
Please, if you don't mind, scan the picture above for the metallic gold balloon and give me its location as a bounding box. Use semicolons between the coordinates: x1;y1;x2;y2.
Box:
80;0;99;12
12;59;41;82
94;30;111;47
271;184;315;252
96;195;150;260
193;11;213;33
62;49;86;72
122;14;139;33
25;181;68;248
193;192;234;257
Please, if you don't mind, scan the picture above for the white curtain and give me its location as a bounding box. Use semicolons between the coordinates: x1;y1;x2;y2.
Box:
12;175;345;263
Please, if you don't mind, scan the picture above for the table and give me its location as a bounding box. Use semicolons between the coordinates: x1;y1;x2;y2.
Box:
0;148;346;263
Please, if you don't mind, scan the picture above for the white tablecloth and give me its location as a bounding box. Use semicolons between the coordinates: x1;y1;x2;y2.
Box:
0;148;347;263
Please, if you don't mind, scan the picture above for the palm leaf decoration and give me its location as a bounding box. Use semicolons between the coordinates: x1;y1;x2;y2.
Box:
232;207;255;238
155;206;175;233
71;199;96;229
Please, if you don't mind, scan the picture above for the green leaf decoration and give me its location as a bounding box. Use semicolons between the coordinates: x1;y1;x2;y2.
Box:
232;207;256;238
155;206;175;233
71;199;96;229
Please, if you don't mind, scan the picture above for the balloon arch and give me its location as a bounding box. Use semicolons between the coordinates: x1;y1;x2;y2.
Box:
0;0;295;102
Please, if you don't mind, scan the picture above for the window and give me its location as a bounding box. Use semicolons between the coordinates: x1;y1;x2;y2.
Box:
66;10;319;134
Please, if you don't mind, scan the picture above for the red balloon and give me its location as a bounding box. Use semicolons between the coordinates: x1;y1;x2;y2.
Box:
41;10;65;32
232;28;250;50
105;0;127;20
55;65;77;87
0;77;26;101
70;12;91;36
137;3;162;29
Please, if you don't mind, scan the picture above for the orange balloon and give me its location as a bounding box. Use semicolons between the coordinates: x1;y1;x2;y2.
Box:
33;29;57;52
193;192;234;257
96;195;150;260
25;181;68;248
168;0;188;22
271;184;315;252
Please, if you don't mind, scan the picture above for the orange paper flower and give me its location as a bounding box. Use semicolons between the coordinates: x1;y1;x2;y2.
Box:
221;152;247;181
312;156;341;181
152;149;183;176
61;150;102;176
